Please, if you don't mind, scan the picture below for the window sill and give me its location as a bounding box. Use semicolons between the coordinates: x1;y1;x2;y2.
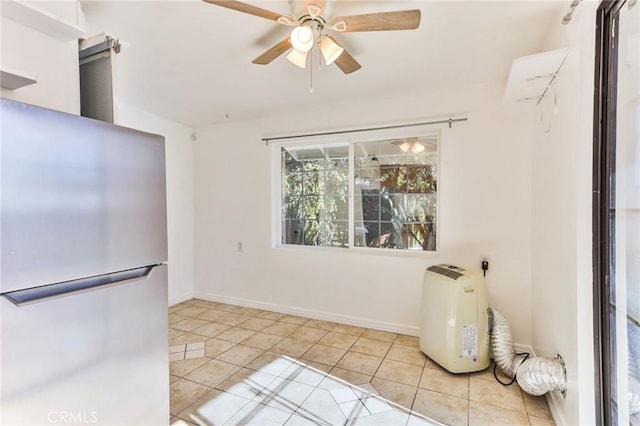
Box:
273;243;439;258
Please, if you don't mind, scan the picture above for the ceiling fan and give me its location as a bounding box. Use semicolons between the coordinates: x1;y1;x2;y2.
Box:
202;0;421;74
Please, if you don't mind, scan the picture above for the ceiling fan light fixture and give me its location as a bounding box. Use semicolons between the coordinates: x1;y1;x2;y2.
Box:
411;142;425;153
286;48;308;68
290;26;314;53
399;141;411;152
319;36;344;65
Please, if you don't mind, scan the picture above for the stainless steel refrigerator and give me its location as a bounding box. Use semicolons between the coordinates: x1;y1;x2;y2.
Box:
0;99;169;425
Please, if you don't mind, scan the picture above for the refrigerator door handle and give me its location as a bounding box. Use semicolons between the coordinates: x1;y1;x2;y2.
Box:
0;265;160;306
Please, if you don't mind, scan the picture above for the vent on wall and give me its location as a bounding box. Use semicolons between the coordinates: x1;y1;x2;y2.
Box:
503;48;570;104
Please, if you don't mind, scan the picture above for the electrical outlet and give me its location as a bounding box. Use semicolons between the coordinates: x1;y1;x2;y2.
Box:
237;241;243;252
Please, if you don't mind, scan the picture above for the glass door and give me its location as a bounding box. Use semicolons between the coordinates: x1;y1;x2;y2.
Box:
594;1;639;424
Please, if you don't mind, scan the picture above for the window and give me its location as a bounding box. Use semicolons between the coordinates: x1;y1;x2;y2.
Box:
277;135;438;252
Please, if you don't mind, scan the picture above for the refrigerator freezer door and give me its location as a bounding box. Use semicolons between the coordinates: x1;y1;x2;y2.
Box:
0;99;168;293
0;264;169;425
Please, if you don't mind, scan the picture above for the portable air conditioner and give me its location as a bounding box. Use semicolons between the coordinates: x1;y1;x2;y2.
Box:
419;264;490;373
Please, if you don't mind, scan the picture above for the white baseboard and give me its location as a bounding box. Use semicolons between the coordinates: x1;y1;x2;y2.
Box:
194;291;421;336
545;391;568;426
169;292;194;306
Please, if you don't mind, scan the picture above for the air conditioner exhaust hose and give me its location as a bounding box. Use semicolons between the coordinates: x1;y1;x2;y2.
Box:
488;308;568;398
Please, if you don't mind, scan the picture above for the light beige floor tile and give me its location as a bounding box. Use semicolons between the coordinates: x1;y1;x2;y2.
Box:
523;393;553;419
184;359;242;388
191;299;220;309
285;413;323;425
213;303;240;313
185;349;205;359
423;356;444;371
237;307;263;317
470;363;514;383
469;376;526;412
169;305;185;314
529;415;556;426
289;326;329;343
170;378;211;415
170;344;186;354
205;337;236;358
194;309;224;322
216;326;256;344
247;351;297;376
216;344;265;367
174;306;207;318
270;337;315;358
469;400;529;426
215;368;275;400
279;314;310;326
394;335;420;348
305;319;338;331
172;318;210;332
412;388;468;426
295;388;348;425
330;367;373;386
350;337;392;358
281;362;327;387
370;377;418;410
353;383;380;397
238;317;276;331
336;351;383;376
296;359;333;374
191;322;231;338
257;378;316;411
419;366;469;399
170;374;181;384
386;343;427;367
216;312;253;326
347;409;411;425
318;331;359;350
258;311;287;321
168;328;186;340
178;388;252;425
375;359;423;387
227;400;296;425
242;332;285;351
301;344;348;366
362;329;397;343
262;322;301;337
169;313;188;325
332;324;366;337
529;415;555;425
170;352;185;362
170;357;209;377
170;332;206;346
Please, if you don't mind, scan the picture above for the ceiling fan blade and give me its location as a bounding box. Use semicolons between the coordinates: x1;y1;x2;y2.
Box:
303;0;326;18
330;9;421;32
334;48;361;74
202;0;284;22
252;38;292;65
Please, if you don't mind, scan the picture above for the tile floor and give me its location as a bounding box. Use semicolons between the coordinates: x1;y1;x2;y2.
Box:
168;299;555;426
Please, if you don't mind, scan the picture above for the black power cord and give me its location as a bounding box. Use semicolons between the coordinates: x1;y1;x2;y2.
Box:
493;352;530;386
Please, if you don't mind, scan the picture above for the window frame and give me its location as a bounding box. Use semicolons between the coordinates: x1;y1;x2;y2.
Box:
270;127;441;256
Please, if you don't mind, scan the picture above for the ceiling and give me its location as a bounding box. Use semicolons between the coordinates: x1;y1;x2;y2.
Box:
80;0;564;127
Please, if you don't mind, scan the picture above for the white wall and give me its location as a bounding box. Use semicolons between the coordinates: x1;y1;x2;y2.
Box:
1;1;83;114
193;82;534;343
117;102;195;305
530;3;598;425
